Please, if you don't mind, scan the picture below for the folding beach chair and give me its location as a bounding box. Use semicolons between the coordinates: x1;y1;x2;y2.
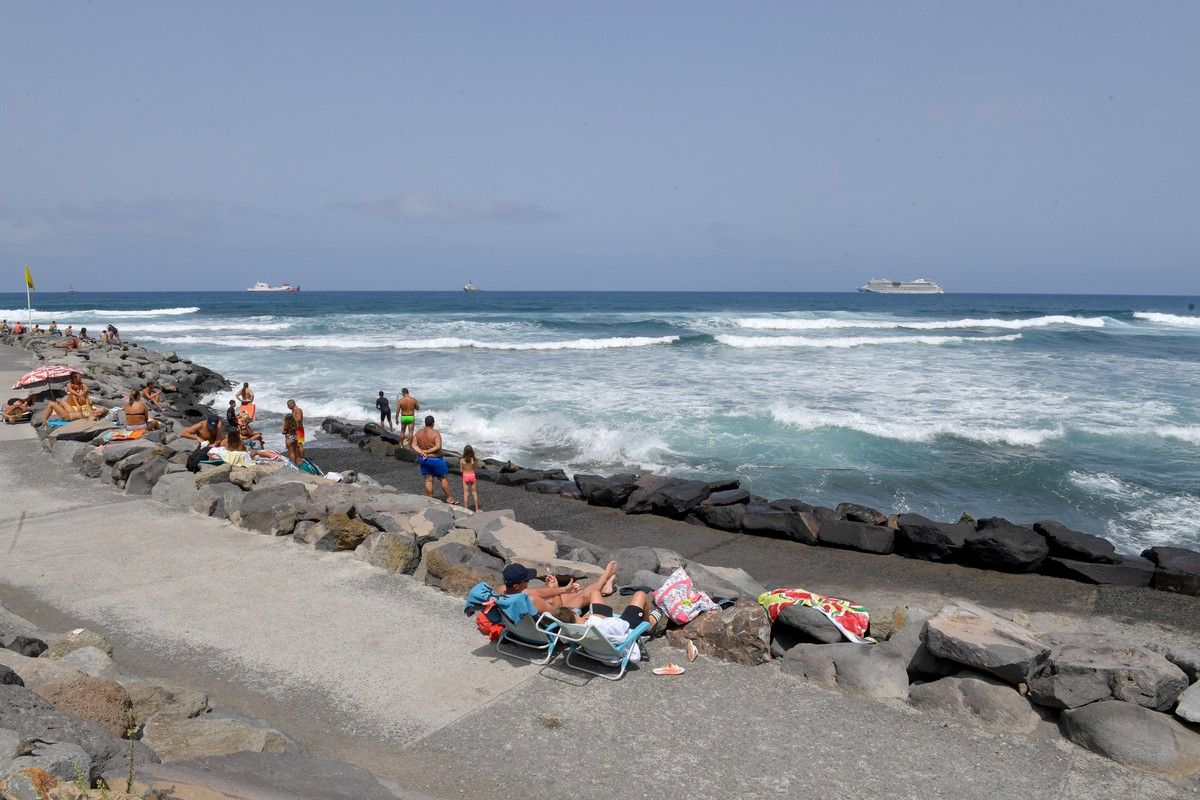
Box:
495;608;561;666
536;613;651;681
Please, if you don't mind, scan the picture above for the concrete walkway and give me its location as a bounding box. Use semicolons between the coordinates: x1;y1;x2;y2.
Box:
0;344;1193;799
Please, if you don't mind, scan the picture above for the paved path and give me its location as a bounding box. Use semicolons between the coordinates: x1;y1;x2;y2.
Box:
0;345;1193;798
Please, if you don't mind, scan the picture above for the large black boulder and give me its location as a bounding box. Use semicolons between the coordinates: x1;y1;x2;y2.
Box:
1142;547;1200;596
623;476;712;518
1044;555;1155;587
689;503;746;532
769;498;815;513
817;518;895;555
523;479;576;495
741;504;817;545
496;468;569;487
704;488;750;506
835;502;888;526
1033;520;1120;564
894;513;972;562
321;417;360;438
362;423;400;444
574;473;639;507
2;633;48;657
961;517;1049;572
705;477;741;493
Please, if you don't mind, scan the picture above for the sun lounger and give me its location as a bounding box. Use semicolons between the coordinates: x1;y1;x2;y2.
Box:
536;613;651;681
495;609;560;665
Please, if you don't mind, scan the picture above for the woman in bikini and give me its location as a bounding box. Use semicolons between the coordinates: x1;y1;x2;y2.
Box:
460;444;482;512
282;415;301;465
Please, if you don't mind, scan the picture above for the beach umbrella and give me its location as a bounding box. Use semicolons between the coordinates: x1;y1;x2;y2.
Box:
11;364;73;390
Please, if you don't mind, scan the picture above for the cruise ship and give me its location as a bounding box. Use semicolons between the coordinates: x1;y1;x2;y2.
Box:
246;282;300;293
858;277;943;294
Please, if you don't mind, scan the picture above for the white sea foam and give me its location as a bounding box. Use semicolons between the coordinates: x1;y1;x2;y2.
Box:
734;314;1107;331
142;334;681;351
1067;471;1200;550
1133;311;1200;328
770;405;1062;446
119;321;294;333
0;306;200;322
716;333;1021;349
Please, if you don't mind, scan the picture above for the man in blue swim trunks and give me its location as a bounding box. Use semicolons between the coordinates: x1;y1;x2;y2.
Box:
413;415;457;504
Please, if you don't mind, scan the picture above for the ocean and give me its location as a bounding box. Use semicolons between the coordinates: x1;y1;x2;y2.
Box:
4;290;1198;554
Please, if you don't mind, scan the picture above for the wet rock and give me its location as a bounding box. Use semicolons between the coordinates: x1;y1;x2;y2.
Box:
923;603;1050;684
1027;633;1189;711
816;518;895;555
496;468;569;487
1033;520;1120;564
1062;700;1200;777
909;672;1043;733
665;604;769;666
359;437;400;458
573;473;639;507
354;531;420;574
34;675;133;738
1142;546;1200;596
1044;555;1155;587
781;642;910;701
524;479;576;495
704;488;750;506
689;502;746;532
622;476;711;518
238;482;313;536
740;505;816;545
895;514;972;561
835;502;888;526
961;517;1048;572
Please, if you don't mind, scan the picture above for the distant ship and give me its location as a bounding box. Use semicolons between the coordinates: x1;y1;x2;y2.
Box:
67;284;78;294
463;281;482;292
247;282;300;293
858;277;943;294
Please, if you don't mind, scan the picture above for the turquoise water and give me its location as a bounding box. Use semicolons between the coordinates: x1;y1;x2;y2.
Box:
5;290;1198;553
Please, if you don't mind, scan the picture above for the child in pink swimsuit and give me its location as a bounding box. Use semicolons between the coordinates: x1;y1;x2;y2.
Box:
460;444;481;512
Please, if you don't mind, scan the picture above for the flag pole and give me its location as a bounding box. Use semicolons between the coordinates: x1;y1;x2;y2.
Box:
24;264;32;326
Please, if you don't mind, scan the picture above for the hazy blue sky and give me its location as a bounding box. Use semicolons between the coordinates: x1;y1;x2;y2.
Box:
2;2;1198;292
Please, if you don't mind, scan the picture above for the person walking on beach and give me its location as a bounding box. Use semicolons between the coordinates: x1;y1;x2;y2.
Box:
460;444;481;512
413;415;456;504
287;399;305;461
397;388;419;448
375;391;393;430
236;383;256;421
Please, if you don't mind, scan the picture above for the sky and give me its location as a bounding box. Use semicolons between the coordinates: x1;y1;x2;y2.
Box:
2;2;1198;293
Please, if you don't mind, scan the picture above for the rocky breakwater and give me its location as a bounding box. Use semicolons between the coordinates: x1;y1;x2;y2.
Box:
323;417;1200;599
0;608;397;800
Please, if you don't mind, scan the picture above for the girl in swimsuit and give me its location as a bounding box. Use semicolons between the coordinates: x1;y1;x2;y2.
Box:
282;415;300;465
460;444;481;512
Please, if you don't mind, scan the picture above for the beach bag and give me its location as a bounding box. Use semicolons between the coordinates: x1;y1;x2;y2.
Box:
652;567;719;625
475;611;505;641
185;445;211;473
298;458;322;476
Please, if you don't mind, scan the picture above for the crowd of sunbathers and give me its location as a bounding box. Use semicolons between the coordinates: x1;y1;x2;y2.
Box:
2;319;122;347
178;382;308;466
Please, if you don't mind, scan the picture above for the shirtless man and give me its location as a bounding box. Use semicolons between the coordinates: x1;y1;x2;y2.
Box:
180;414;223;444
501;560;619;614
286;399;305;460
142;381;163;410
123;389;159;431
236;383;256;421
412;415;456;504
396;388;419;448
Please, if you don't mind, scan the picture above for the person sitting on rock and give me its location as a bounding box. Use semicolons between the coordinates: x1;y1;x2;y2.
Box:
0;319;8;333
123;389;160;431
237;414;264;449
142;380;163;410
216;428;254;467
53;334;80;351
181;414;223;445
105;323;122;343
65;372;98;419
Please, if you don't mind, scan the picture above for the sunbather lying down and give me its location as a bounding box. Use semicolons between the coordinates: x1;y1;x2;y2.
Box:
38;398;107;426
500;559;620;615
3;398;32;424
548;583;661;662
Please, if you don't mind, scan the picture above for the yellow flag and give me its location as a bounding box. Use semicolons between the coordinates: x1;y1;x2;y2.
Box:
24;264;34;290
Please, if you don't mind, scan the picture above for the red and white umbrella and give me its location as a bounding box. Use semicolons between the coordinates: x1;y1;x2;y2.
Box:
11;364;74;390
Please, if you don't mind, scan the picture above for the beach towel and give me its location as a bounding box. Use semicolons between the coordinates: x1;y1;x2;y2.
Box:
102;428;146;443
757;588;874;643
652;567;720;625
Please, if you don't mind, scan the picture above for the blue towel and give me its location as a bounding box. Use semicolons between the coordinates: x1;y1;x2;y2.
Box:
495;592;538;625
464;581;498;614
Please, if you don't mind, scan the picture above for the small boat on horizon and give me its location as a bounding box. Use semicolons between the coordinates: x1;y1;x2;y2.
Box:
463;281;482;292
858;277;944;294
247;281;300;293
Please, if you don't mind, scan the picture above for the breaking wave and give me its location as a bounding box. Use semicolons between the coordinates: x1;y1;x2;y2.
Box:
0;306;200;321
141;333;681;351
734;314;1107;331
715;333;1021;349
1133;312;1200;328
770;405;1063;446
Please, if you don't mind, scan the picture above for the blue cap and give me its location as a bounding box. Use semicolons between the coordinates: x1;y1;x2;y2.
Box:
502;563;539;587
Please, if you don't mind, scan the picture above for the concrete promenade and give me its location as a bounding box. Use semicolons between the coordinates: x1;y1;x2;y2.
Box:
0;344;1192;799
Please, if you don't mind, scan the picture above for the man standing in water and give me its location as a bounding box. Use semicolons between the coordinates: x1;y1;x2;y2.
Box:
396;388;419;448
287;399;305;461
375;391;393;431
413;415;456;504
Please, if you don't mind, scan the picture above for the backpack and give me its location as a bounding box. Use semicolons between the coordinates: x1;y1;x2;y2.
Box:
185;445;211;473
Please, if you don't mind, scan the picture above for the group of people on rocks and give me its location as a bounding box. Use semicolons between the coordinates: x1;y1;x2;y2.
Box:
374;387;482;512
23;371;164;435
2;319;121;346
181;382;306;466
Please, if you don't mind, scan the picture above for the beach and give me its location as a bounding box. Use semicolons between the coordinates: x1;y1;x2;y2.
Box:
1;334;1200;797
